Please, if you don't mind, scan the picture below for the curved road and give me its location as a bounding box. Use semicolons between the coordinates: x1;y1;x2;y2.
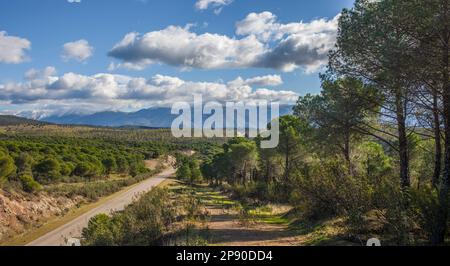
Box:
26;167;175;246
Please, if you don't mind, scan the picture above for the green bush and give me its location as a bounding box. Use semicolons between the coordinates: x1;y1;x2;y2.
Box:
34;158;62;183
81;214;122;246
19;173;42;193
290;159;373;224
410;185;442;243
0;152;16;186
82;188;178;246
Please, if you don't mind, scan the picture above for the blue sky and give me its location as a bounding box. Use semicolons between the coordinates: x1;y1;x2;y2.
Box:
0;0;354;117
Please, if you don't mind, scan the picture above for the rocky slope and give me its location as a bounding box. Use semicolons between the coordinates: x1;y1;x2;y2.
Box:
0;190;84;242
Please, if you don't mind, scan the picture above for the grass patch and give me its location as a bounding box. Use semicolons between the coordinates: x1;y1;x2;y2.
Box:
259;215;291;225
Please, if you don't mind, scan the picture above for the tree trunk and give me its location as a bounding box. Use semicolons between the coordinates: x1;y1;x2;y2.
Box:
395;89;411;188
343;128;352;175
432;4;450;244
432;88;442;187
433;82;449;245
284;140;290;182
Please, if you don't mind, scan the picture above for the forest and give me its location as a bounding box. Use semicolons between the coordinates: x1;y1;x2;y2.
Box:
0;125;218;196
199;0;450;245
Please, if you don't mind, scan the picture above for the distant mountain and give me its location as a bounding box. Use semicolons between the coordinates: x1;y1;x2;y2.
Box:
41;106;294;128
0;115;48;126
43;108;177;128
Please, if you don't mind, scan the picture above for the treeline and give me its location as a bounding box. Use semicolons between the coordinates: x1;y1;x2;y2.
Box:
0;135;166;192
203;0;450;245
0;124;227;145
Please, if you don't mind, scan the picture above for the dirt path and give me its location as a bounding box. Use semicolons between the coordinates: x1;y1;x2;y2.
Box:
181;186;307;246
206;207;303;246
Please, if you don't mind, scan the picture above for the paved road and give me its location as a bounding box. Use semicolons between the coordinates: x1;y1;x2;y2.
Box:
26;167;175;246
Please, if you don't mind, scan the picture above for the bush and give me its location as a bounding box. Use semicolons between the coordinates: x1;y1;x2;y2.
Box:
34;158;60;175
291;159;373;224
81;214;122;246
410;185;442;243
82;188;178;246
0;153;16;186
19;173;42;193
230;182;258;201
34;158;62;183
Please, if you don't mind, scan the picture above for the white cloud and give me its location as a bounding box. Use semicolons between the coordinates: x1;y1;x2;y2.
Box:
236;12;279;42
236;12;339;42
62;39;93;62
24;66;57;80
237;12;340;72
243;75;283;87
195;0;233;11
229;75;283;87
0;31;31;64
67;0;81;3
108;12;339;72
0;67;298;116
108;26;264;70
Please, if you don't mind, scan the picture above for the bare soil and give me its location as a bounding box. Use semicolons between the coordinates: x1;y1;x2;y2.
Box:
206;206;305;246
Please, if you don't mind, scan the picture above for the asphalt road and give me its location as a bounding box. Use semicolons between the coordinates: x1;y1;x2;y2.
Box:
26;167;175;246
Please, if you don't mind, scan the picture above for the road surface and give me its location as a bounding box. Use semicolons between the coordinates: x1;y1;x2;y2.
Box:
26;167;175;246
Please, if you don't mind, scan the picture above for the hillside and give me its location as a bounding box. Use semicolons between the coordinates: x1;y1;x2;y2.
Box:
0;115;47;126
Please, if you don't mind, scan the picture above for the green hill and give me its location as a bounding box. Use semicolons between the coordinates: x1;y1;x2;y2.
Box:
0;115;47;126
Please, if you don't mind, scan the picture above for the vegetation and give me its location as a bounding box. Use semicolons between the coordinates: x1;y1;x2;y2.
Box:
0;125;219;197
0;115;47;126
4;0;450;246
82;185;211;246
82;188;178;246
201;0;450;245
0;135;150;192
175;154;203;185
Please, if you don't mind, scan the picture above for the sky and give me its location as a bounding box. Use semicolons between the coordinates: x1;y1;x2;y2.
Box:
0;0;354;118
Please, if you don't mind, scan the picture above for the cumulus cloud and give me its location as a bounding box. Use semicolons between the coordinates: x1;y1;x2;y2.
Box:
62;39;93;62
229;75;283;87
0;31;31;64
108;26;264;70
67;0;81;3
195;0;233;11
24;66;57;80
237;12;339;72
108;12;339;72
0;67;297;117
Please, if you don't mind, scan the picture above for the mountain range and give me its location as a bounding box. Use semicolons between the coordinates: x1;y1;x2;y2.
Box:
41;106;294;128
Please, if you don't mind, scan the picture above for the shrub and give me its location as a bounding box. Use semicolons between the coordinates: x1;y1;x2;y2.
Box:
81;214;122;246
410;185;442;243
82;188;178;246
19;173;42;193
34;158;62;183
0;152;16;186
291;159;373;224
